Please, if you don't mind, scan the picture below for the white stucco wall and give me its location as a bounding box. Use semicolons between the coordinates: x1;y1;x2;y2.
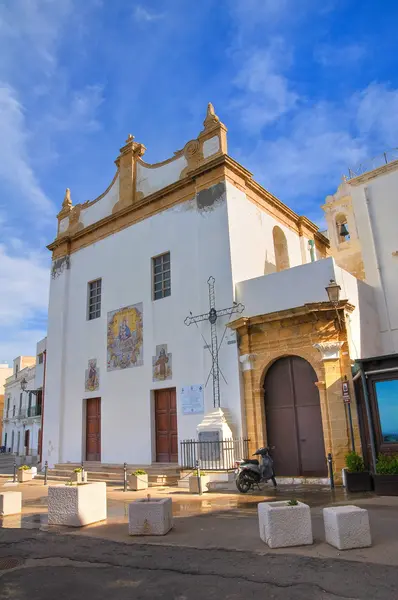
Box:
225;182;307;286
136;156;187;199
34;337;47;390
236;257;381;360
80;176;120;228
43;182;243;467
349;167;398;354
203;136;220;158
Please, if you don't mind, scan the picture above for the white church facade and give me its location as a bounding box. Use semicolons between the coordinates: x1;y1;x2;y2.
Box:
43;104;337;471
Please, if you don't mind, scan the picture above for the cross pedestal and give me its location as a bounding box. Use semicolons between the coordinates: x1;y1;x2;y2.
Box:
196;407;235;470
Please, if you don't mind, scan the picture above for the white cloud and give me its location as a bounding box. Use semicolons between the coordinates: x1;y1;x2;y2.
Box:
231;41;299;131
0;242;50;327
314;43;366;67
0;328;47;366
133;5;164;22
46;85;104;133
0;84;54;216
355;83;398;147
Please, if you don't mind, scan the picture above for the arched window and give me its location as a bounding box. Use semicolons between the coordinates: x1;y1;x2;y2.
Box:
273;226;290;272
336;213;350;243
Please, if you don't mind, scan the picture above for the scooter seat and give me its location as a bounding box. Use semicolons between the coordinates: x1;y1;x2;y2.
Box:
241;459;259;465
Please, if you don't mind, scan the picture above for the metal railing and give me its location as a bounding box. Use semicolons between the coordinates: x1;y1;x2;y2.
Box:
347;148;398;180
180;438;250;471
7;406;42;420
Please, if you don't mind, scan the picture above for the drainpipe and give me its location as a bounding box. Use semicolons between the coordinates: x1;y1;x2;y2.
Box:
364;187;393;350
38;349;47;464
358;362;377;473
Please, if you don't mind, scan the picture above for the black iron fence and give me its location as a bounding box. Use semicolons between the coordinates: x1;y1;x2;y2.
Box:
180;438;250;471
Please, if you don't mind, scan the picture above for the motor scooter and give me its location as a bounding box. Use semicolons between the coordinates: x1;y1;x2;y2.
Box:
235;446;277;493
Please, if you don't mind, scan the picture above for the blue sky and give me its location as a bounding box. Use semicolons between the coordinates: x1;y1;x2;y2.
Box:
1;0;398;364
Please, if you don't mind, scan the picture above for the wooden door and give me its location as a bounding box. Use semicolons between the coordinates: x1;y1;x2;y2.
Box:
86;398;101;462
155;388;178;463
264;356;327;477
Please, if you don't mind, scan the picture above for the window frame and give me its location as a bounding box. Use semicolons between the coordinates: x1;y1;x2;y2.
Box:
38;353;43;364
87;278;102;321
152;252;171;301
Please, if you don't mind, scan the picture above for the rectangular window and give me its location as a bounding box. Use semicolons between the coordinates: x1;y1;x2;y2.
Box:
152;252;171;300
87;279;102;320
38;353;43;364
375;378;398;443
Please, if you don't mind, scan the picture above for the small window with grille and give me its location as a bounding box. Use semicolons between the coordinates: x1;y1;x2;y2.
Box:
152;252;171;300
87;278;102;320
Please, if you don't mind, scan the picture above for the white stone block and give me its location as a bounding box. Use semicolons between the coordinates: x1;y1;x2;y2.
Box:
128;473;148;491
188;475;210;494
0;492;22;516
258;501;313;548
129;497;173;536
323;505;371;550
48;482;107;527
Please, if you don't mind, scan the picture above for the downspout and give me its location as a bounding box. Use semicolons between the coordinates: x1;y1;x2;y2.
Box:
358;362;377;473
364;186;393;350
39;349;47;464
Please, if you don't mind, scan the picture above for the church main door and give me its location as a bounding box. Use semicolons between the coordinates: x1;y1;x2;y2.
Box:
155;388;178;463
86;397;101;461
264;356;327;477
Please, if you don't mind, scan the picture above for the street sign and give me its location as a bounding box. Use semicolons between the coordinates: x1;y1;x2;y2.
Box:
342;380;351;404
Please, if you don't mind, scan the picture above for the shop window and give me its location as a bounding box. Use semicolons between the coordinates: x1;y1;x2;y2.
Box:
375;378;398;443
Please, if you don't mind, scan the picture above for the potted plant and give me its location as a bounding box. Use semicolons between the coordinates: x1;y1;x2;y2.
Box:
18;465;33;483
71;467;87;484
128;469;148;491
189;470;210;494
344;451;373;492
374;454;398;496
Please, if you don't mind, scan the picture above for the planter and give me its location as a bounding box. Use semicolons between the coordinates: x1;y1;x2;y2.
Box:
323;505;371;550
17;470;33;483
258;501;313;549
128;474;148;491
345;471;373;493
189;475;210;494
48;482;107;527
71;471;88;484
373;474;398;496
129;497;173;536
0;492;22;516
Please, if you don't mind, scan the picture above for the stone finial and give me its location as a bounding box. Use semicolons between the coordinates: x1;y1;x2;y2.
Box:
203;102;220;130
125;134;135;144
62;188;72;210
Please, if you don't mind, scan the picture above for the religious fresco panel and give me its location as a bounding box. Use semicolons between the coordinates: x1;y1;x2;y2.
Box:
107;303;144;371
85;359;99;391
152;344;172;382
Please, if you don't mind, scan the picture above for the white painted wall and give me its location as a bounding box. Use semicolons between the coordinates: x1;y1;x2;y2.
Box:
349;167;398;354
225;182;308;287
80;176;120;228
0;365;12;395
34;337;47;390
203;136;220;158
236;257;381;360
43;183;243;467
136;156;187;198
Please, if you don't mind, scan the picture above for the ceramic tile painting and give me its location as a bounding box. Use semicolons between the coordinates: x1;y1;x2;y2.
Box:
85;359;99;391
152;344;172;382
107;303;144;370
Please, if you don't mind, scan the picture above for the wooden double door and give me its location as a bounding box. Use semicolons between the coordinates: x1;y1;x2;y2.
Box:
155;388;178;463
264;356;327;477
86;397;101;462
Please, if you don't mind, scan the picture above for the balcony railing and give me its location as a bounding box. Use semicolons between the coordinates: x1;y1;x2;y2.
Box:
347;148;398;180
5;406;42;420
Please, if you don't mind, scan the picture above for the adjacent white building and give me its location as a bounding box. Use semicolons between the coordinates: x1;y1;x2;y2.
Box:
2;338;47;462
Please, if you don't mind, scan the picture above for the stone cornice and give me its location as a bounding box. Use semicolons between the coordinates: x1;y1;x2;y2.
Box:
348;158;398;186
228;301;354;331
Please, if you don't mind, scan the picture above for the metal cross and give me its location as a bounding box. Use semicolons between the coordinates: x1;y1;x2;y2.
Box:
184;276;244;408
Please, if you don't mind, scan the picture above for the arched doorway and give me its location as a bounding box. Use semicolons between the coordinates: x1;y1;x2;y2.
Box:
272;226;290;272
264;356;327;477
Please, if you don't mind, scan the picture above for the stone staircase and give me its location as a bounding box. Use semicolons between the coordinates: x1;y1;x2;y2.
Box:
0;453;17;475
36;462;181;487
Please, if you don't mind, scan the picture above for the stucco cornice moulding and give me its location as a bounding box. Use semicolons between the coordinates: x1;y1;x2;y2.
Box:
313;341;344;361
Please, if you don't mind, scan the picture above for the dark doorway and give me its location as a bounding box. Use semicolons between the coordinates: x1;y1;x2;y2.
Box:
24;429;30;456
155;388;178;463
86;398;101;461
264;356;327;477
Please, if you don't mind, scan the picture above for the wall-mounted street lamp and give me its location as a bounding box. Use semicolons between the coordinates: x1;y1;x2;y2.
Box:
325;279;342;330
20;377;40;396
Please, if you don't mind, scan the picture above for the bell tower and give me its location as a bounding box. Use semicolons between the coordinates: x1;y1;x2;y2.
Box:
322;178;365;280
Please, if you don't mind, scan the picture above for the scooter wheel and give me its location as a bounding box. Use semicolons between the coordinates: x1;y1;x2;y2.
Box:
236;472;252;493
